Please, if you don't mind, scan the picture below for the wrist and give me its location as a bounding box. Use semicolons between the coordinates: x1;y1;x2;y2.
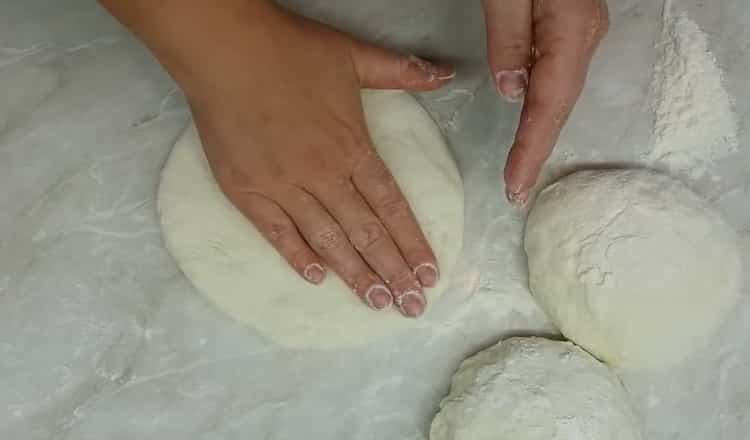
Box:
101;0;279;92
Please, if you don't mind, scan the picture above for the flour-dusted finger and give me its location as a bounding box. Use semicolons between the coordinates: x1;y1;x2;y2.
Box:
351;39;455;91
311;177;426;317
482;0;533;102
504;0;609;206
352;152;439;317
228;192;326;285
276;185;394;311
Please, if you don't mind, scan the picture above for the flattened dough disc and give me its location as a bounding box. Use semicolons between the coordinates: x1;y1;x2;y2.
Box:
158;90;464;349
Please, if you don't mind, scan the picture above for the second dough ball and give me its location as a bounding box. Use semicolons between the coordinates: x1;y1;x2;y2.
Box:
430;337;641;440
524;169;742;369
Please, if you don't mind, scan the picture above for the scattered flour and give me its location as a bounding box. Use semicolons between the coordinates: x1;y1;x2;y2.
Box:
647;1;738;179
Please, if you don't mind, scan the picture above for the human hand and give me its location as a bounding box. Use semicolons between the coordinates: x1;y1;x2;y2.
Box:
482;0;609;206
101;0;455;317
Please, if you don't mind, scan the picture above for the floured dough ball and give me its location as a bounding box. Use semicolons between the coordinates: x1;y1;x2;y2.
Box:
430;337;642;440
525;169;742;369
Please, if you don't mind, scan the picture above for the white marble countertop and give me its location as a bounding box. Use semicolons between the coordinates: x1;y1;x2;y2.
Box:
1;1;748;439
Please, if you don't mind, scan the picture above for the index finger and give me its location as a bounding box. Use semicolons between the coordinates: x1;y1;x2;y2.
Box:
504;0;609;206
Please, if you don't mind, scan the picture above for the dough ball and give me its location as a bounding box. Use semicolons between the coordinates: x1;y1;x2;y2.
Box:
157;90;463;349
430;337;642;440
524;169;742;369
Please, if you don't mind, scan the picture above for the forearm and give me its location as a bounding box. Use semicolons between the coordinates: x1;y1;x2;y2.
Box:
98;0;277;88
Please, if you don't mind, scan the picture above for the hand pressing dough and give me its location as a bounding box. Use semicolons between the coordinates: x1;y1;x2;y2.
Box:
430;337;642;440
158;90;463;349
524;169;742;369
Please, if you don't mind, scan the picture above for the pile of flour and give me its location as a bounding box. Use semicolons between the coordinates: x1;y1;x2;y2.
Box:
647;1;738;179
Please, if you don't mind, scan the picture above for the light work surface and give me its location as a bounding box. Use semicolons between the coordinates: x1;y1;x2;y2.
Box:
1;1;748;439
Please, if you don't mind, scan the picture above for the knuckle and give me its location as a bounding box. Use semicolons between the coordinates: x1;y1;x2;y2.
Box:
598;10;611;37
355;153;392;183
349;221;387;252
589;16;609;44
387;268;420;292
298;146;342;178
390;268;414;285
312;228;345;252
215;165;253;194
264;220;294;244
499;38;531;58
311;176;355;198
553;100;572;125
585;2;610;47
402;55;437;85
597;19;610;41
377;195;409;218
536;37;567;58
328;119;371;161
342;129;371;156
373;163;393;185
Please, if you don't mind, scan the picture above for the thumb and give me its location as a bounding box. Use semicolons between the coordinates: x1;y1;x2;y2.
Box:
350;41;455;91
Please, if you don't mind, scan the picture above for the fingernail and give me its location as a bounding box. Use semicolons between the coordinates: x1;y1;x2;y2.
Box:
303;263;326;284
365;285;393;311
437;70;457;80
506;184;529;208
495;69;528;103
408;55;455;81
396;290;426;318
414;262;439;288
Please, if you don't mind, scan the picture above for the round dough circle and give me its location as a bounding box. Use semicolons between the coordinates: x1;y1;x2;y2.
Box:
524;169;742;369
158;90;463;349
430;337;642;440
